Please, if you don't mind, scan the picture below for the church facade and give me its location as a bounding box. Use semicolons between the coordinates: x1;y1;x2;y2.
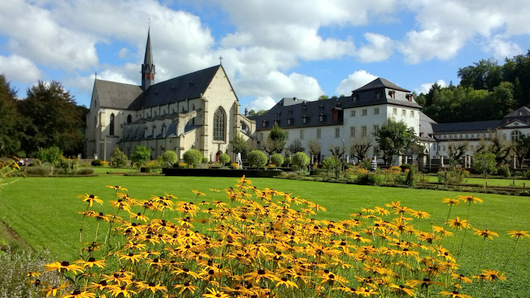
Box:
85;31;255;162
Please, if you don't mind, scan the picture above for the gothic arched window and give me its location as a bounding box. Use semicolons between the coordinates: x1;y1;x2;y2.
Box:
109;114;115;136
213;107;226;141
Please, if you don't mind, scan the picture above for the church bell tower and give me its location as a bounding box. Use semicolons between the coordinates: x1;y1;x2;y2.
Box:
141;29;155;90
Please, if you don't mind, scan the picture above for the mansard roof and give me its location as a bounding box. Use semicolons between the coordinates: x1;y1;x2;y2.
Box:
93;65;223;110
504;106;530;118
353;77;410;93
432;120;502;133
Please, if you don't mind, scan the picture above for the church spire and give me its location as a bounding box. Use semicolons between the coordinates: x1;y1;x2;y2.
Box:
141;28;155;90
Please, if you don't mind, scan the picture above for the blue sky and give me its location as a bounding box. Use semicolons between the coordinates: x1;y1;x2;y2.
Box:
1;0;529;112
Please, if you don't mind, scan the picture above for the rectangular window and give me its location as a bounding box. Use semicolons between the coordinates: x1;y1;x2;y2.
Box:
373;125;379;133
350;126;356;138
316;128;321;139
351;110;356;117
374;108;379;115
361;126;367;137
402;109;406;116
335;127;340;138
362;109;368;116
410;111;414;117
393;108;397;115
285;131;289;140
300;130;304;140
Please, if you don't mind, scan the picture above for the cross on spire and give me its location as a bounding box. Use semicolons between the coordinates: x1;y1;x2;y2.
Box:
219;56;223;65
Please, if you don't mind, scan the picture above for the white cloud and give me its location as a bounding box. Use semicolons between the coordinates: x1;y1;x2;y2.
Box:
356;33;394;63
0;55;42;83
247;96;277;112
484;37;523;60
415;80;447;95
335;70;377;96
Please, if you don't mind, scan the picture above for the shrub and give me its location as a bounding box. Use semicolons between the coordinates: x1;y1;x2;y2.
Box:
355;172;386;185
183;149;203;168
270;153;284;167
524;170;530;179
202;157;209;164
292;152;310;171
284;156;292;166
247;150;267;167
161;151;178;166
23;166;52;176
438;168;469;185
109;147;128;168
358;158;371;170
91;159;102;167
130;145;151;167
218;153;231;165
497;164;511;178
75;168;95;175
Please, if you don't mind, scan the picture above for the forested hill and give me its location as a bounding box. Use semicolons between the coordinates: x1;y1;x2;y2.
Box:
416;50;530;123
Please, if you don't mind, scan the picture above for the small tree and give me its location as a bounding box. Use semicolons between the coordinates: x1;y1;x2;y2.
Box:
286;139;305;155
110;147;128;169
292;152;310;172
307;139;321;165
448;141;469;167
270;153;284;167
374;119;417;166
263;124;286;154
230;133;248;156
349;136;372;163
219;153;231;166
247;150;267;168
472;151;497;182
162;150;178;167
183;149;203;168
38;146;62;173
130;145;151;168
322;155;340;179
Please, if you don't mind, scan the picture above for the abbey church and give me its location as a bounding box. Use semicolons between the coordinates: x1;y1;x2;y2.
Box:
85;30;255;161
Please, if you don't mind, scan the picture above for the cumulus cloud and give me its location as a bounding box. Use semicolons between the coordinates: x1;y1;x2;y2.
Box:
415;80;448;95
0;55;42;83
356;33;394;63
247;96;277;112
484;37;523;60
335;70;377;96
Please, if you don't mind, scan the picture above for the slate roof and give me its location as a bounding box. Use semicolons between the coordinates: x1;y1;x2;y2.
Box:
251;77;420;131
136;65;222;109
432;120;502;133
504;106;530;118
354;77;410;93
94;65;222;110
419;112;437;140
93;80;143;110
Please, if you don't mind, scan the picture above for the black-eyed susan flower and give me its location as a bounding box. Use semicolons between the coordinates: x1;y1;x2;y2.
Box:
446;217;471;230
44;261;82;274
507;230;529;239
442;198;461;206
106;185;128;192
76;257;106;269
78;194;103;207
41;281;69;298
476;269;507;281
136;281;168;294
473;228;499;240
203;287;230;298
439;290;472;298
389;284;415;296
458;195;483;204
62;289;96;298
174;281;199;294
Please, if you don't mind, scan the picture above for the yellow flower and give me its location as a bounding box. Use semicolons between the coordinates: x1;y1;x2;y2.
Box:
78;194;103;207
44;261;83;274
41;281;69;298
203;288;230;298
439;290;472;298
76;257;106;269
62;289;96;298
442;198;461;206
136;281;168;294
507;230;529;239
474;269;507;281
458;195;483;204
446;217;471;230
473;228;499;240
192;189;206;197
389;284;416;296
106;185;128;191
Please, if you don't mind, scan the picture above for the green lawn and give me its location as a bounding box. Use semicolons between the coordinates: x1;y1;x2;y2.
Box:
0;175;529;296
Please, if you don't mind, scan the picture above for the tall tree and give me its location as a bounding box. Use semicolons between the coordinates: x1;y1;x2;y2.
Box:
0;75;22;157
263;123;286;154
18;81;84;156
374;119;417;166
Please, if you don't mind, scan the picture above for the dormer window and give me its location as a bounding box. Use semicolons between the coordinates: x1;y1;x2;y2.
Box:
302;116;309;123
406;94;413;102
319;114;326;122
389;90;396;99
302;105;307;111
277;111;282;116
375;90;381;99
262;120;268;128
319;104;324;110
287;118;293;125
352;93;358;102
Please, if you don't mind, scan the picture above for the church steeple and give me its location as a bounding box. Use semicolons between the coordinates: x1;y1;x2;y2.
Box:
141;28;155;90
